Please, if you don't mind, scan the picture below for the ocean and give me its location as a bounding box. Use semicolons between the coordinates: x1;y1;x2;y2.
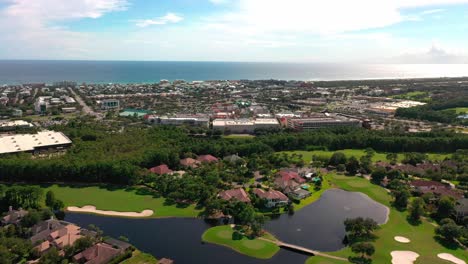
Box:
1;60;468;84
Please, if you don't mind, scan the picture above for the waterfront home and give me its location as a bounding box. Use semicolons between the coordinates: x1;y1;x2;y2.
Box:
179;157;201;168
253;189;289;208
33;222;82;254
1;206;28;225
289;189;311;200
197;154;219;163
149;164;173;175
30;218;68;244
158;258;175;264
277;170;306;184
218;188;251;203
73;242;122;264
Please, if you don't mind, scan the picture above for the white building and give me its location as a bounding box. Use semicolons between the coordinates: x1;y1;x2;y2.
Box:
0;120;33;131
213;118;280;134
146;115;209;127
0;131;72;155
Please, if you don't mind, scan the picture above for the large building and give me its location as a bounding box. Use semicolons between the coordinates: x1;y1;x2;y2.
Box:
100;99;120;110
146;115;210;127
287;115;361;131
212;118;280;134
0;131;72;155
0;120;33;131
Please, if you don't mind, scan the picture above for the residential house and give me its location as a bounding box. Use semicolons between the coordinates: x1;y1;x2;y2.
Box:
32;221;82;254
218;188;251;203
253;189;289;208
149;164;173;175
410;180;464;200
179;158;200;168
289;188;311;200
197;154;219;163
158;258;175;264
2;206;28;225
278;170;306;184
73;243;122;264
223;154;244;164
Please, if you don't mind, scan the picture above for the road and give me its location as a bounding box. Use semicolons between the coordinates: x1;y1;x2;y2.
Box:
68;88;102;119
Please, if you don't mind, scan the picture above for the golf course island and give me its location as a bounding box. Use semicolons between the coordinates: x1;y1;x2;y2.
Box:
202;225;280;259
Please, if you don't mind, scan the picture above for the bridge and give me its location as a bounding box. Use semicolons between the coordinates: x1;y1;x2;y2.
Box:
260;238;348;261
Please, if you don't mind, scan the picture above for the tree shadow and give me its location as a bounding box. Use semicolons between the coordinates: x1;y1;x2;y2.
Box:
434;235;461;250
406;216;422;226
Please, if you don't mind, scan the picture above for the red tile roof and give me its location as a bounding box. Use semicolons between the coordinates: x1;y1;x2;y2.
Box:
218;188;251;203
149;164;173;175
278;170;305;183
197;155;219;163
180;158;200;168
73;243;121;264
253;189;288;201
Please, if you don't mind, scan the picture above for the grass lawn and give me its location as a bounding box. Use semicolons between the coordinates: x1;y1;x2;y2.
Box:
202;225;280;259
1;184;201;218
223;134;256;139
391;91;431;102
294;176;331;211
121;250;157;264
306;174;468;264
445;107;468;114
282;149;450;164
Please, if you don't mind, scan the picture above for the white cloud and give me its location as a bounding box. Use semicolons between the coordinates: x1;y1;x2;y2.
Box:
0;0;129;59
204;0;468;35
134;13;183;27
390;44;468;63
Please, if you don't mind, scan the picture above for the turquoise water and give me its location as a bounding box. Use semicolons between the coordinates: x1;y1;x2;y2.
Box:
1;60;468;84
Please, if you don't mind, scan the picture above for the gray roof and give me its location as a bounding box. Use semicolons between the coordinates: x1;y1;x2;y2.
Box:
455;198;468;214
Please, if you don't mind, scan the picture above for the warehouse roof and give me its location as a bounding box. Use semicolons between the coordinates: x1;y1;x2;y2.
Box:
0;131;72;154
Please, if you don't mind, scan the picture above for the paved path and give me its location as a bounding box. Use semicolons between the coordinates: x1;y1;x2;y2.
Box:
68;88;102;119
259;237;348;261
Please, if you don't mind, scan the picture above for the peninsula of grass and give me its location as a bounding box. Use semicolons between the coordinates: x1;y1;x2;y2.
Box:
121;250;157;264
1;184;201;218
306;174;468;264
281;149;450;164
202;225;280;259
294;175;331;211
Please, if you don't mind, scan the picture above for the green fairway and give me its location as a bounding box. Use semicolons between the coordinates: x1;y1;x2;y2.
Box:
121;250;157;264
306;174;468;264
281;149;450;164
391;91;431;102
445;107;468;114
223;134;256;139
202;225;280;259
2;184;201;218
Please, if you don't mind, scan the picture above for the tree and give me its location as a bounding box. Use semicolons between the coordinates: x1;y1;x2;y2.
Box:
436;219;462;241
437;196;455;219
329;152;347;166
45;191;56;208
409;197;425;221
20;210;41;227
351;242;375;258
39;248;64;264
392;188;410;209
344;217;379;242
346;156;360;175
386;153;398;165
371;167;386;184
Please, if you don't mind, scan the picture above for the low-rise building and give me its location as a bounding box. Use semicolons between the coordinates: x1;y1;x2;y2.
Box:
100;99;120;110
253;189;289;208
0;130;72;155
146;115;209;127
0;120;33;131
218;188;251;203
1;207;28;225
212;118;280;134
287;115;361;131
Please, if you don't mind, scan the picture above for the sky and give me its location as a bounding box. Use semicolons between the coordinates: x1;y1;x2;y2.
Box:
0;0;468;63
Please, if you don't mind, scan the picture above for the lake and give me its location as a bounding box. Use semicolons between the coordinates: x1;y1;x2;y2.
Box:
65;189;388;264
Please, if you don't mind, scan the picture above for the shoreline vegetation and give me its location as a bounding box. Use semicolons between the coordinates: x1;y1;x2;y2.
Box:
202;225;280;259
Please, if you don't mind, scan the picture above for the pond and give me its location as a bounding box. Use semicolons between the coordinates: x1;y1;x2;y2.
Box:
65;189;389;264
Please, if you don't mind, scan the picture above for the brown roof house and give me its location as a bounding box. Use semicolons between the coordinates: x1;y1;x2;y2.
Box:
218;188;251;203
180;158;201;168
149;164;173;175
197;154;219;163
32;221;82;254
2;206;28;225
253;189;289;208
73;243;122;264
410;180;464;200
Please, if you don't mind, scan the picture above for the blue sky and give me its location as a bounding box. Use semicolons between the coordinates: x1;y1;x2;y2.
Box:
0;0;467;62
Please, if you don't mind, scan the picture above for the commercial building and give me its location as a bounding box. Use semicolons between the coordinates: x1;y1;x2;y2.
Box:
212;118;280;134
100;99;120;110
287;115;361;131
0;120;33;131
146;115;209;127
0;131;72;155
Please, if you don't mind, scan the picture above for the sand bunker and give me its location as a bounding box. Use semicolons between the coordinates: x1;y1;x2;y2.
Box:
437;253;466;264
67;205;153;217
391;251;419;264
394;236;411;243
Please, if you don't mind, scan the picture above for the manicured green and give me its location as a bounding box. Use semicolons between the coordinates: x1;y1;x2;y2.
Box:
306;174;468;264
202;225;280;259
223;134;256;139
282;149;450;164
121;250;157;264
2;184;201;218
445;107;468;114
391;91;431;102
